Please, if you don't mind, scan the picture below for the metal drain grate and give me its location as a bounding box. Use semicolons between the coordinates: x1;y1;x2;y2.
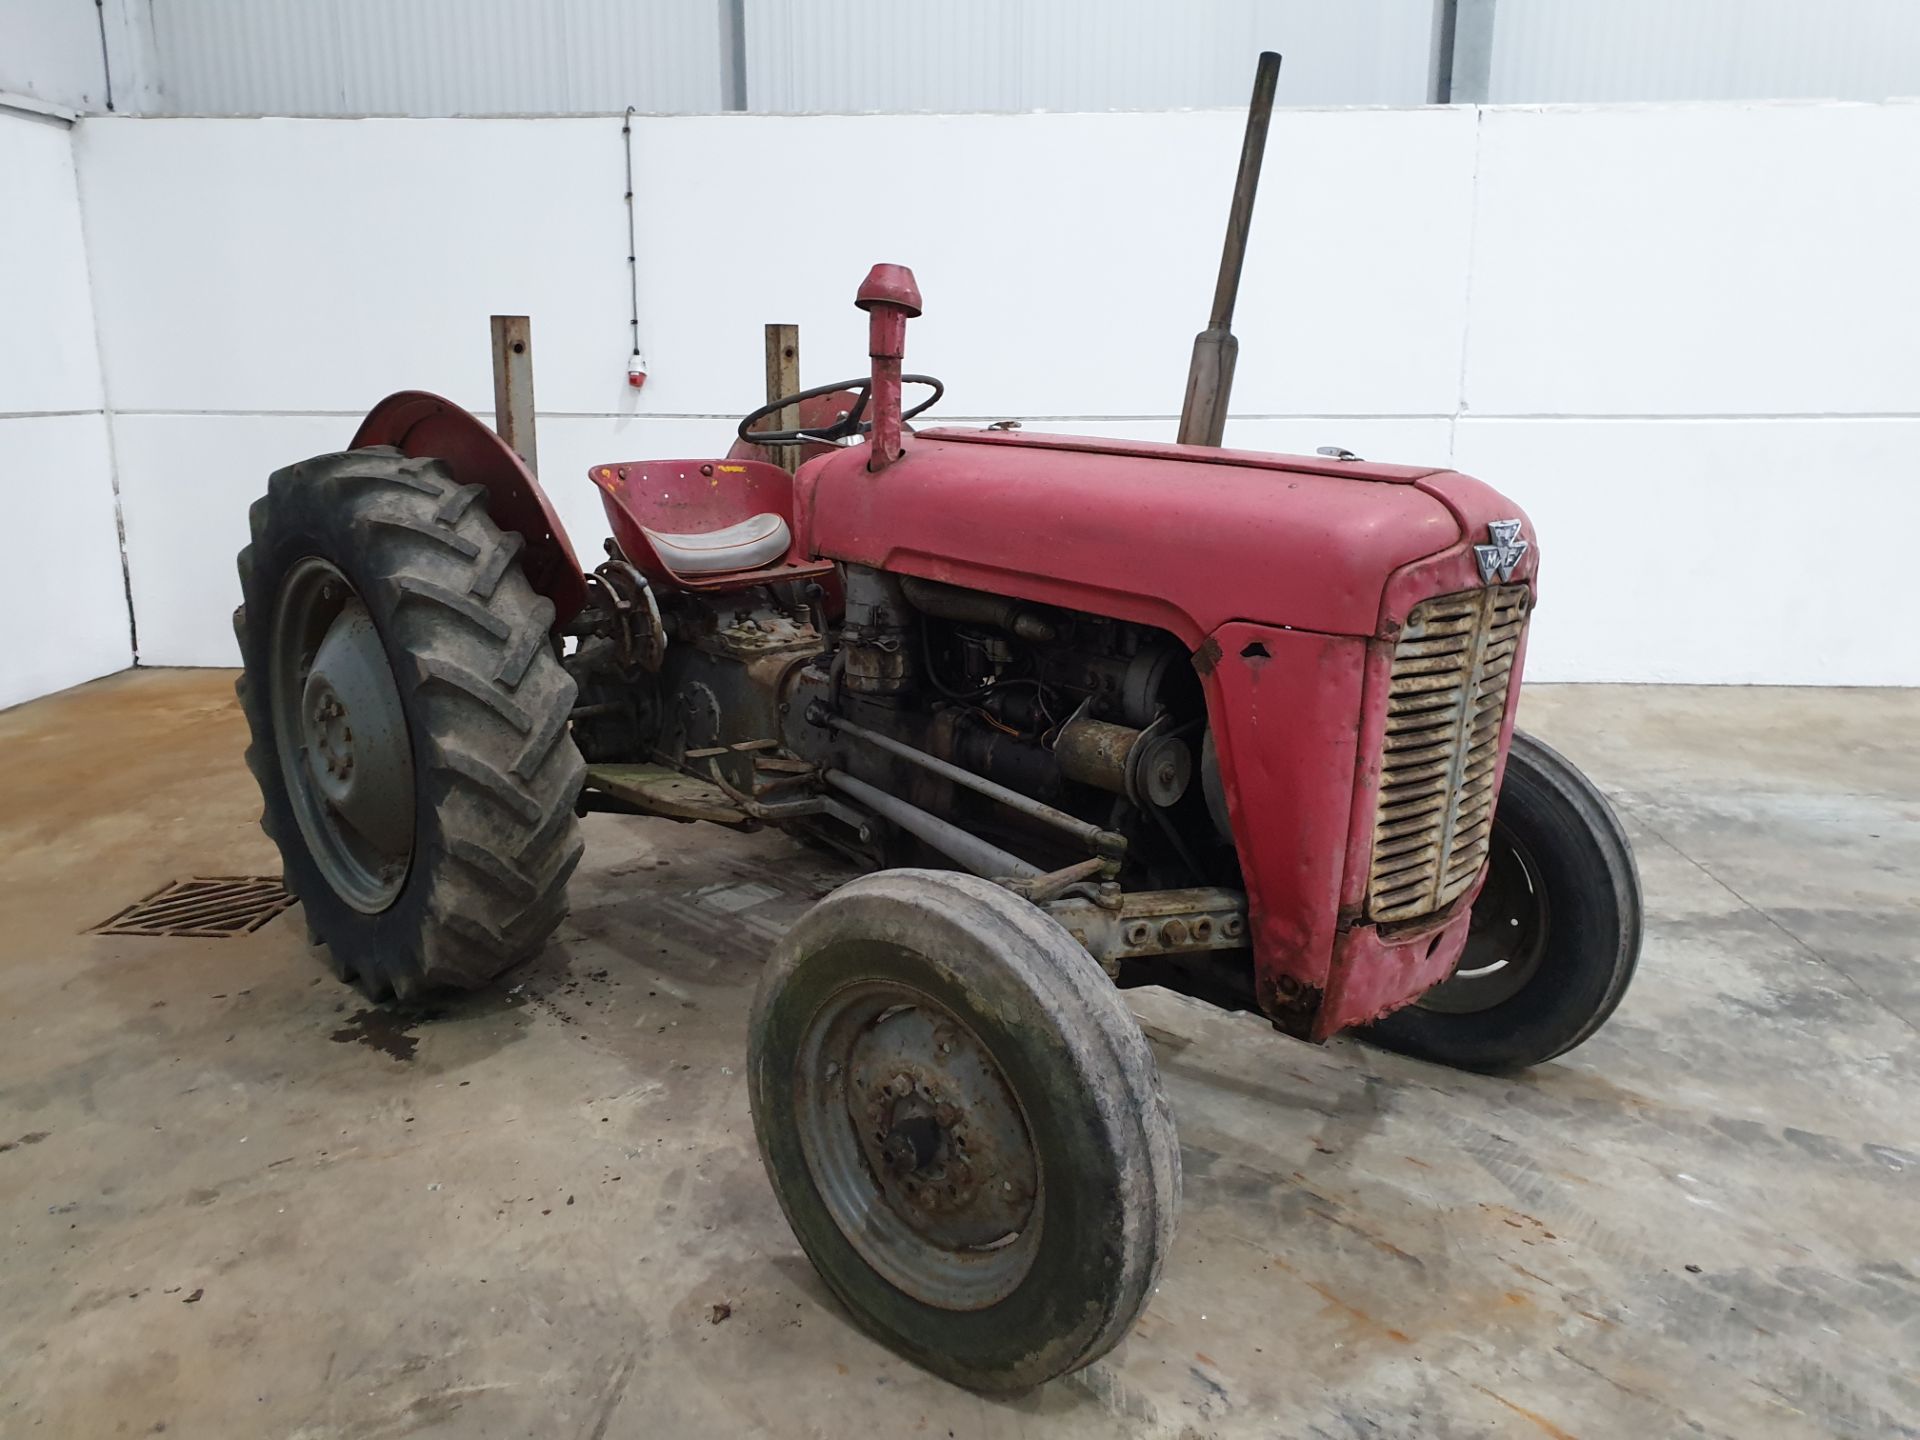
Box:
92;877;296;938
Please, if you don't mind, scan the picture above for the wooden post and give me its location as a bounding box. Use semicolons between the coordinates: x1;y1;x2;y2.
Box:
765;322;800;473
490;314;537;475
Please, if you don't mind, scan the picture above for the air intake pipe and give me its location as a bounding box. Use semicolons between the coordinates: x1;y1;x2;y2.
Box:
855;263;921;473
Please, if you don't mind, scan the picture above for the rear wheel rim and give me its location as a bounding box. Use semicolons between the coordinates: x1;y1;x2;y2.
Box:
1418;822;1549;1015
269;557;415;914
793;979;1042;1311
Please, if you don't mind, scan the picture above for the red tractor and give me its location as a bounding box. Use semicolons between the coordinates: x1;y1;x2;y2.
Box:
232;59;1638;1392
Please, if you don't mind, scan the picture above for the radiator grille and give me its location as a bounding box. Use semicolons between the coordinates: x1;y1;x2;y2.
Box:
1366;585;1529;924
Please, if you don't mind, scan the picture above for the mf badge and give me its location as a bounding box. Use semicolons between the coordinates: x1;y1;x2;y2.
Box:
1475;520;1529;584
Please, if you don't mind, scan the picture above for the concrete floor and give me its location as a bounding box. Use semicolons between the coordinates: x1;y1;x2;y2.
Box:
0;671;1915;1440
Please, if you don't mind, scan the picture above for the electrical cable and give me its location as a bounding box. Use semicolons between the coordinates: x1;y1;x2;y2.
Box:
621;108;642;370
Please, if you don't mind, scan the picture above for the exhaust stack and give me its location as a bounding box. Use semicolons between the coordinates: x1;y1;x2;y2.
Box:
1177;51;1282;448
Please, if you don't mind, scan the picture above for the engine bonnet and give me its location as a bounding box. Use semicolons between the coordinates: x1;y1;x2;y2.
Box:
796;428;1463;645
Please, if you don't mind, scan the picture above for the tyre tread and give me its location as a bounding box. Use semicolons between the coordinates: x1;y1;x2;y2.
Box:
1363;729;1641;1071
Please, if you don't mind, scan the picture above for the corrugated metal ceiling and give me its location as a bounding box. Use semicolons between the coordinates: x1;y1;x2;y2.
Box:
97;0;1920;116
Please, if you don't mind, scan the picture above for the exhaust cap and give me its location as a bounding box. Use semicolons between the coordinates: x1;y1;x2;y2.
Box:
856;264;922;320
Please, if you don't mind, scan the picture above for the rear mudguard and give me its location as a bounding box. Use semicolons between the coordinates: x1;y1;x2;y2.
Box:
352;392;588;624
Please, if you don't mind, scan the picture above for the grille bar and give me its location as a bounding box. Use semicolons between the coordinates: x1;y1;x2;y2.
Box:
1366;586;1528;923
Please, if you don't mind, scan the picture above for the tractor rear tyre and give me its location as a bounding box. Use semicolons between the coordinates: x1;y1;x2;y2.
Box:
234;446;586;999
748;870;1179;1391
1363;731;1641;1072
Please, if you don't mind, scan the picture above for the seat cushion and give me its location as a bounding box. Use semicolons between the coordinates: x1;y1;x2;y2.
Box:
642;512;792;575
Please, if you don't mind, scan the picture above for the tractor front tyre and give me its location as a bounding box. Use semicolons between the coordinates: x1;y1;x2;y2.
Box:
234;446;586;999
1363;731;1642;1072
748;870;1180;1392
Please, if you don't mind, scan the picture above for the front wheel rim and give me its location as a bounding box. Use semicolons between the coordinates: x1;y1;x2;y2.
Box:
269;557;415;914
792;978;1042;1311
1418;822;1549;1015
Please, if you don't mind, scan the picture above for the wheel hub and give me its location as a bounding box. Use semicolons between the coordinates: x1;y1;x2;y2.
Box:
308;689;353;783
880;1106;942;1173
298;601;413;857
269;559;416;914
1418;824;1548;1015
795;983;1043;1311
845;1011;1037;1251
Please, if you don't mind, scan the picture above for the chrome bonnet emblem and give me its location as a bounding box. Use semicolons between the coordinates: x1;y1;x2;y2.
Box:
1474;519;1529;584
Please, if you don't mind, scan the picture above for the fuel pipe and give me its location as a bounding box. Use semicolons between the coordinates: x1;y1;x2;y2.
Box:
810;705;1128;862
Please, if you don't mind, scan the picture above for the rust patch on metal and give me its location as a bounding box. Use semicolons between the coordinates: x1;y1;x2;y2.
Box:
1257;970;1323;1037
92;877;295;939
1190;635;1225;677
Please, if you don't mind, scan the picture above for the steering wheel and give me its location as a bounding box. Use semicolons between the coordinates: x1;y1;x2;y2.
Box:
737;375;945;447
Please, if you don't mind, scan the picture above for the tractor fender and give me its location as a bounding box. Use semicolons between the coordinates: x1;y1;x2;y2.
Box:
351;391;588;624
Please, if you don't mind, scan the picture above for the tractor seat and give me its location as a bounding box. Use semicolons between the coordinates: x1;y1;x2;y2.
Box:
641;512;792;576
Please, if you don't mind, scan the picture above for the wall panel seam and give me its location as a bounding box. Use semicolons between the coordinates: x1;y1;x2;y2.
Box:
67;120;140;663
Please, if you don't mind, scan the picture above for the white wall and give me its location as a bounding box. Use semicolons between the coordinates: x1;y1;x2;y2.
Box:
0;109;131;709
75;107;1480;667
1458;100;1920;684
67;101;1920;684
